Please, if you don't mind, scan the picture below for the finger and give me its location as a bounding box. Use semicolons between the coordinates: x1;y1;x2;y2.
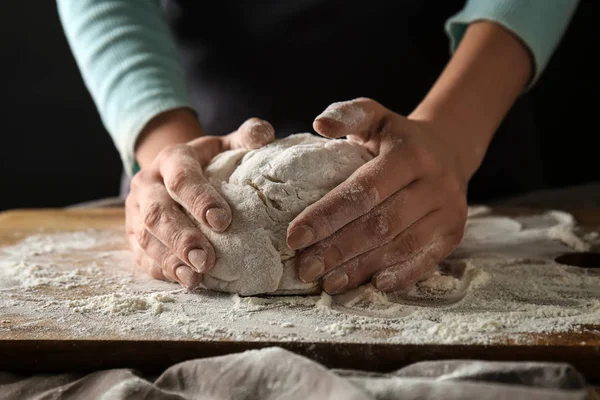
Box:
125;195;167;277
321;209;462;294
188;118;275;166
372;241;445;293
140;254;171;282
137;227;201;290
135;178;216;274
298;179;440;282
313;98;391;149
126;226;170;282
287;145;416;250
125;202;176;283
225;118;275;150
125;193;141;240
154;145;232;232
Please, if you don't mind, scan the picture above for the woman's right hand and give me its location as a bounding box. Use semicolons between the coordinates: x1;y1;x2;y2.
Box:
126;110;275;289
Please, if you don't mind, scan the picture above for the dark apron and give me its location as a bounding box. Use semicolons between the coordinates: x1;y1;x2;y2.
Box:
161;0;544;202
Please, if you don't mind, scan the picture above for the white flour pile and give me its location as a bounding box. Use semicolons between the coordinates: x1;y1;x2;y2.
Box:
0;207;599;345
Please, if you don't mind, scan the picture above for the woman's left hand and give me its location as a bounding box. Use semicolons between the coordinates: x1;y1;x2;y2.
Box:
287;98;471;294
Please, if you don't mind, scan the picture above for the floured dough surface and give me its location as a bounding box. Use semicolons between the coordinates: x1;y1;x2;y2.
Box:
199;133;372;296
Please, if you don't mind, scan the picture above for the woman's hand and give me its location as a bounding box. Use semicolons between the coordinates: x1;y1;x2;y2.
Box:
288;98;472;294
126;111;275;289
289;20;532;295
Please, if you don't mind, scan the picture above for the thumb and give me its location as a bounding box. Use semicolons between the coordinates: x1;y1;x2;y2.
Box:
313;98;390;146
188;118;275;167
225;118;275;150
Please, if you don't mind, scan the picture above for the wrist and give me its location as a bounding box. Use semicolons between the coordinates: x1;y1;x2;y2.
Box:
409;107;491;182
135;108;205;169
409;21;531;180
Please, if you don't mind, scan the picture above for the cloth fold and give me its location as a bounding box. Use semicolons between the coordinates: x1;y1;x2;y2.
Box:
0;347;589;400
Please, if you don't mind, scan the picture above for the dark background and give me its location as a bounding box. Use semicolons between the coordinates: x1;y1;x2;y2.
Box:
0;1;598;211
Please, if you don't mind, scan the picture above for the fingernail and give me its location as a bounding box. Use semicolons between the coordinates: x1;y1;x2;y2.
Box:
288;225;313;249
206;208;230;232
323;246;341;269
299;257;324;283
175;265;200;290
188;249;208;273
374;272;396;292
324;270;349;294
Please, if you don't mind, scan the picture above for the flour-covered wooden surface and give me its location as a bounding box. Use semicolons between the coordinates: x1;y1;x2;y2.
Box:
0;208;599;376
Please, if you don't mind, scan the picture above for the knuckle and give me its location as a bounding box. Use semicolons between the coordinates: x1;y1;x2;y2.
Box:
368;210;394;241
242;117;262;126
136;228;152;250
381;249;402;266
158;254;181;274
162;144;189;159
313;215;336;243
143;201;164;229
342;178;380;212
189;186;214;217
157;144;192;166
130;171;145;191
165;167;189;195
355;97;376;107
396;229;423;256
172;229;201;253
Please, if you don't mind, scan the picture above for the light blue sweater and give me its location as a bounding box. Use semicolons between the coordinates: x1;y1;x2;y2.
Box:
57;0;579;175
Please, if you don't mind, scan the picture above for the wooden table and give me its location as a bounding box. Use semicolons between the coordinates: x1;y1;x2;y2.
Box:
0;208;599;380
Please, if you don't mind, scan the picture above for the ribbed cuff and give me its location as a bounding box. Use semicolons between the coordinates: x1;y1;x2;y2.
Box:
445;0;579;89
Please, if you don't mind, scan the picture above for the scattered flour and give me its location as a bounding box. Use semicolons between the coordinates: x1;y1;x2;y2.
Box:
2;261;98;290
1;230;121;257
68;292;175;316
320;322;357;337
0;209;599;345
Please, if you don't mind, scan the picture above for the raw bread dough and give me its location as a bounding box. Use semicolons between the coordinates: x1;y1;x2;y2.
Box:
199;134;372;296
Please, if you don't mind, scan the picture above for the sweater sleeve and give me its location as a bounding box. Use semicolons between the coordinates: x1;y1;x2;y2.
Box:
445;0;579;87
57;0;194;175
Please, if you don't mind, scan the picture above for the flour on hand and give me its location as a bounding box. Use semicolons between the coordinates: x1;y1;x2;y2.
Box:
198;133;372;296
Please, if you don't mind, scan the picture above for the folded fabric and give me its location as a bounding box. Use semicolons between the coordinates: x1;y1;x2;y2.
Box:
0;347;589;400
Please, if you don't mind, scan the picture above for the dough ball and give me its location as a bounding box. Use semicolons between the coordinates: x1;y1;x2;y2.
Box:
198;133;372;296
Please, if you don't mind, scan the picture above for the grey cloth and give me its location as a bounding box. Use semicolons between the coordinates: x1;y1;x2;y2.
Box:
0;348;590;400
56;186;600;400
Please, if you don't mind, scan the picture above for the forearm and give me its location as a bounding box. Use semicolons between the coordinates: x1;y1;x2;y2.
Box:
135;108;205;169
410;21;531;179
57;0;195;175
